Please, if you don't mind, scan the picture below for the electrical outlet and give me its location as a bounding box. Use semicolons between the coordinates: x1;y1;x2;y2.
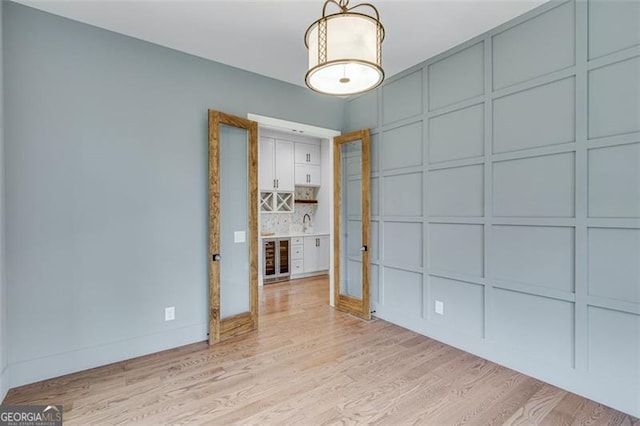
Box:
165;306;175;321
435;300;444;315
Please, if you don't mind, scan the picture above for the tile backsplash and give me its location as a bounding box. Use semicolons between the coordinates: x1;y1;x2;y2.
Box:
261;187;317;235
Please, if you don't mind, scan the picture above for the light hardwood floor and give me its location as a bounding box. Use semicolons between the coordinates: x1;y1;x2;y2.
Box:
4;276;639;425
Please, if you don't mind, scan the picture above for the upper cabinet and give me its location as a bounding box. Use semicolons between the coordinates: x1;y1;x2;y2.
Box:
294;142;321;187
260;132;322;193
259;137;275;190
295;164;321;186
259;137;294;192
294;142;320;165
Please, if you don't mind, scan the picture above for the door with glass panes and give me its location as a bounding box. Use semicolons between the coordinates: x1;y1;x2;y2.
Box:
333;129;371;320
208;110;258;344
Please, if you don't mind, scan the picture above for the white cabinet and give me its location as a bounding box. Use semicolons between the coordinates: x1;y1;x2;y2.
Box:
295;164;321;187
303;235;330;273
259;137;294;191
259;191;293;213
291;238;305;275
317;236;330;271
294;141;321;187
291;242;304;261
292;259;304;275
295;142;320;165
276;141;295;191
259;137;275;190
259;137;294;212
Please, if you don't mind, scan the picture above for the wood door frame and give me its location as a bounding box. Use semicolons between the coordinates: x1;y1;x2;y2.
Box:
333;129;371;320
208;110;259;345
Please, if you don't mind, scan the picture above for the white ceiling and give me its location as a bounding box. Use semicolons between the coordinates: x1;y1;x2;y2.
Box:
15;0;549;88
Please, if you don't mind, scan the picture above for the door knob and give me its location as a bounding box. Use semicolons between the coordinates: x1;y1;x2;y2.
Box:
212;254;221;261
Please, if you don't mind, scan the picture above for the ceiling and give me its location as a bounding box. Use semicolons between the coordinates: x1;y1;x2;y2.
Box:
15;0;549;88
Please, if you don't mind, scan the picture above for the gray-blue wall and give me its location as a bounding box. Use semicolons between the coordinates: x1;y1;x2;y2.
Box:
3;1;344;391
0;0;8;402
2;0;639;418
346;0;640;417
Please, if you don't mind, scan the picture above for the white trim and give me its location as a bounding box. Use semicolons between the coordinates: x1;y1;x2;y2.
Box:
291;271;329;280
9;323;205;389
247;114;341;139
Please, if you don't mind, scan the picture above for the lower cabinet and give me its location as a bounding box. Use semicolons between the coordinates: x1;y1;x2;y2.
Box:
291;237;305;275
289;234;330;278
303;235;329;273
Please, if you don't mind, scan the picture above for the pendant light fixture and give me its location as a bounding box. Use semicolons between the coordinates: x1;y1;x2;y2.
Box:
304;0;385;96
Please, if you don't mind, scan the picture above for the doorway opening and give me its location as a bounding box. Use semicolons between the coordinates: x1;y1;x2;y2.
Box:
247;114;340;306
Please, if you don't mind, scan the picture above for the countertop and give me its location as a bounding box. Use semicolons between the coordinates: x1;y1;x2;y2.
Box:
260;232;329;239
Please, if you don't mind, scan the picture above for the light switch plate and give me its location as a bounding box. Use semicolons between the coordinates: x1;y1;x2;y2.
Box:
234;231;246;243
435;300;444;315
165;306;175;321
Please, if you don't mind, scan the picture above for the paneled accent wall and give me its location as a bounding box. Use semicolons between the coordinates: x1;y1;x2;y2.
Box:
346;0;640;417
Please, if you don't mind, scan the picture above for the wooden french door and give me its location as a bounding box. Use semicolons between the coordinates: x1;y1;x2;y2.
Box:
208;110;258;345
333;129;371;320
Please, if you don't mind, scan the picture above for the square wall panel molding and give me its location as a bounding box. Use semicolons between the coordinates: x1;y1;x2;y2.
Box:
346;0;640;417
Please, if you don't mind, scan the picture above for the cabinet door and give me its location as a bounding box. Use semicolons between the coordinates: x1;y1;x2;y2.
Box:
303;236;318;273
292;259;304;275
295;164;321;187
295;142;321;165
317;235;330;270
307;144;321;165
259;137;275;190
296;142;320;166
275;140;295;191
294;164;308;186
308;165;321;186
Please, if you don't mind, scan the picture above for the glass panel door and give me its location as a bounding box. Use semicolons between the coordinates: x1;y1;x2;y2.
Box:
208;110;258;344
219;124;250;319
333;129;371;320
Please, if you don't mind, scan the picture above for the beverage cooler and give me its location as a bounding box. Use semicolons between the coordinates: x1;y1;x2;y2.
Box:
263;238;290;283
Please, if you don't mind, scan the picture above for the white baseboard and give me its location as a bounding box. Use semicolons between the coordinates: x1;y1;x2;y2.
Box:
290;271;328;280
9;322;206;390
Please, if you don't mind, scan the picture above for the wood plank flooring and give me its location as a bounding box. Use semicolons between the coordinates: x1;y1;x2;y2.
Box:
4;276;639;425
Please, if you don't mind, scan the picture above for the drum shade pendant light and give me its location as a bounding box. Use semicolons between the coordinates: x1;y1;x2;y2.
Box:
304;0;385;96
